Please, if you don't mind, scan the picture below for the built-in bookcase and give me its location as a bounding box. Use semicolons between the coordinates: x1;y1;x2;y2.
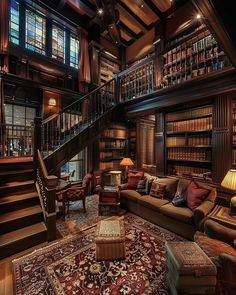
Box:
99;124;127;170
100;54;120;85
166;104;213;180
162;24;230;87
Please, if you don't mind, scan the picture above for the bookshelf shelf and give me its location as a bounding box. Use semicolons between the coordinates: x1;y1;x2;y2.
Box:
165;104;213;180
99;124;127;170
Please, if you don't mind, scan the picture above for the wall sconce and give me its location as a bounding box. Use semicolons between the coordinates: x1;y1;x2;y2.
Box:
48;98;57;107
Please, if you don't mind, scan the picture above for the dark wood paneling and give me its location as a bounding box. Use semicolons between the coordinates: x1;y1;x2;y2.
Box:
155;112;165;175
212;94;232;183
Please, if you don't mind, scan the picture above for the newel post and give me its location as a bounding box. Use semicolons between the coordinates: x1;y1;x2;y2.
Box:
45;185;57;241
33;117;42;179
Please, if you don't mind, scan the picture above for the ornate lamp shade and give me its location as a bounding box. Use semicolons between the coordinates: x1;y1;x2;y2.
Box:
120;158;134;167
221;169;236;215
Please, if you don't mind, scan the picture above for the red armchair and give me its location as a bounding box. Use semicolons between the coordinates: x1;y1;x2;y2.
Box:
57;171;94;218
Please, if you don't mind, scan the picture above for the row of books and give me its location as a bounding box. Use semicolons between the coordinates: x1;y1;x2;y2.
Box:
99;161;121;170
166;106;212;121
100;151;123;159
233;113;236;120
167;136;211;147
164;34;217;64
167;117;212;132
233;126;236;133
99;140;126;149
168;164;211;178
167;147;211;161
101;129;127;138
233;135;236;144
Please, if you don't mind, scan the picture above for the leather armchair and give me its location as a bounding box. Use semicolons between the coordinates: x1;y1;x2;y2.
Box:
194;219;236;295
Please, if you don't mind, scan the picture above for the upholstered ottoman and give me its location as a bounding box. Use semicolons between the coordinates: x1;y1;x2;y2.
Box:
165;242;217;295
95;219;126;261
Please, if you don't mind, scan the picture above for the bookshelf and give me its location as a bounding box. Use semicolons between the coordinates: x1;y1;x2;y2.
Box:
233;99;236;166
166;104;213;180
99;124;127;170
128;125;136;162
100;54;120;85
162;24;230;88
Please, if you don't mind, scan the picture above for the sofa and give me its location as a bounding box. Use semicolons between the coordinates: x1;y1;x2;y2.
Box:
120;175;217;240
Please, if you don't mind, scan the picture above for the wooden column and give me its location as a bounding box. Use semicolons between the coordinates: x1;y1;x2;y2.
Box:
0;0;10;72
155;112;165;175
45;187;57;241
212;94;232;183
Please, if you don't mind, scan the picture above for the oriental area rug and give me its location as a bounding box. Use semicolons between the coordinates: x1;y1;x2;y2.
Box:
13;213;185;295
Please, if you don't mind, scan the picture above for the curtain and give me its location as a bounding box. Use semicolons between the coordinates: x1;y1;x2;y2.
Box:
79;28;91;92
0;0;10;72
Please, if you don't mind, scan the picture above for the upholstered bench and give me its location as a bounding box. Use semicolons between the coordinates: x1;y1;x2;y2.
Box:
95;219;126;261
165;242;217;295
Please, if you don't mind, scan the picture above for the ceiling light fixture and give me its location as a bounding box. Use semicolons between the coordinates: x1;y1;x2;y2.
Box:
97;8;103;15
141;4;144;8
196;14;201;19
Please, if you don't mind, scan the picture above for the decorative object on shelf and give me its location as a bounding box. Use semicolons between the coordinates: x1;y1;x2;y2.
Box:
221;169;236;216
120;157;134;179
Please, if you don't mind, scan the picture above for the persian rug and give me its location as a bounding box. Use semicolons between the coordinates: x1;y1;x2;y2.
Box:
56;194;106;237
13;213;185;295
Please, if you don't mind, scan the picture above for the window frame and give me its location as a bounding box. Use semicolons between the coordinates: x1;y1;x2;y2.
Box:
51;22;66;63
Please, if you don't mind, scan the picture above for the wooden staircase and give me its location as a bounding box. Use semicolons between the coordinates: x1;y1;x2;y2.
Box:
0;158;47;259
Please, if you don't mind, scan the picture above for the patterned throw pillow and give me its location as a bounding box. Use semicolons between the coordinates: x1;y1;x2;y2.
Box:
126;172;144;189
136;179;147;194
172;186;187;207
149;180;166;199
186;181;209;210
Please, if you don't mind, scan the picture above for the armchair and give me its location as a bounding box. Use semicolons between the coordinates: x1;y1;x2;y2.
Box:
57;171;94;218
194;219;236;295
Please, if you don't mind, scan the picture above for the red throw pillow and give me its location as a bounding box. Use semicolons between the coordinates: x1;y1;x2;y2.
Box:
126;172;144;189
149;180;166;199
186;181;209;210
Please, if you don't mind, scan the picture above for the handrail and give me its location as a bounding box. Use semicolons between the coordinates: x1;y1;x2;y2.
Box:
42;78;116;125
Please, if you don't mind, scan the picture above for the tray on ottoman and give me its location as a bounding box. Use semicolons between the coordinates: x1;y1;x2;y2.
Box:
95;219;125;261
166;242;217;295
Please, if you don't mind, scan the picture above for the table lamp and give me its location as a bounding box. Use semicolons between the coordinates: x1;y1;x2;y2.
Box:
120;157;134;179
221;169;236;215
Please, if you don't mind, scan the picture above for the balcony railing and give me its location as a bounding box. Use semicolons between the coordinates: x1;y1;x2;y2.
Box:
0;123;33;158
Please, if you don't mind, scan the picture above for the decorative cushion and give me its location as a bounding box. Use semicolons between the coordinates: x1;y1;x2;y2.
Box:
172;193;186;207
136;179;147;194
186;181;209;210
126;172;144;189
194;231;236;258
154;177;179;199
149;180;166;199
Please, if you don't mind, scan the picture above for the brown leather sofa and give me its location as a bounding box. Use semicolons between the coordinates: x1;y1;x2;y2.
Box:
120;177;217;240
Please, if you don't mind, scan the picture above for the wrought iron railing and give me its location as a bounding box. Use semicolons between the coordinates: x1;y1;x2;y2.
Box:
0;123;33;158
41;78;116;155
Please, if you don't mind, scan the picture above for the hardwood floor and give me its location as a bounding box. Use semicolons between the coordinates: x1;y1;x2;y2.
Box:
0;241;48;295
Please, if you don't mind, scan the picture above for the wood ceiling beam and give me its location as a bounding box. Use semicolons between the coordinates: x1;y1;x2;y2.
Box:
119;22;140;40
143;0;163;19
57;0;66;10
117;0;149;31
192;0;236;69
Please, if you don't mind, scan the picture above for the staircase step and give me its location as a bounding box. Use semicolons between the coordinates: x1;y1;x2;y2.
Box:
0;157;33;171
0;192;39;213
0;180;35;197
0;222;47;259
0;205;44;234
0;169;34;183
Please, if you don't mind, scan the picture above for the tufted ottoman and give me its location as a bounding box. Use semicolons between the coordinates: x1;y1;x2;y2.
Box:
95;219;126;261
165;242;217;295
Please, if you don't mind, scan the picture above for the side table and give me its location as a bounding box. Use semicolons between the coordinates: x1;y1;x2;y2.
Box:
99;188;120;216
208;205;236;230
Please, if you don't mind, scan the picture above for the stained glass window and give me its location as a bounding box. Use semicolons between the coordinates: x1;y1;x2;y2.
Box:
70;35;79;69
25;9;46;55
52;24;65;63
10;0;20;45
